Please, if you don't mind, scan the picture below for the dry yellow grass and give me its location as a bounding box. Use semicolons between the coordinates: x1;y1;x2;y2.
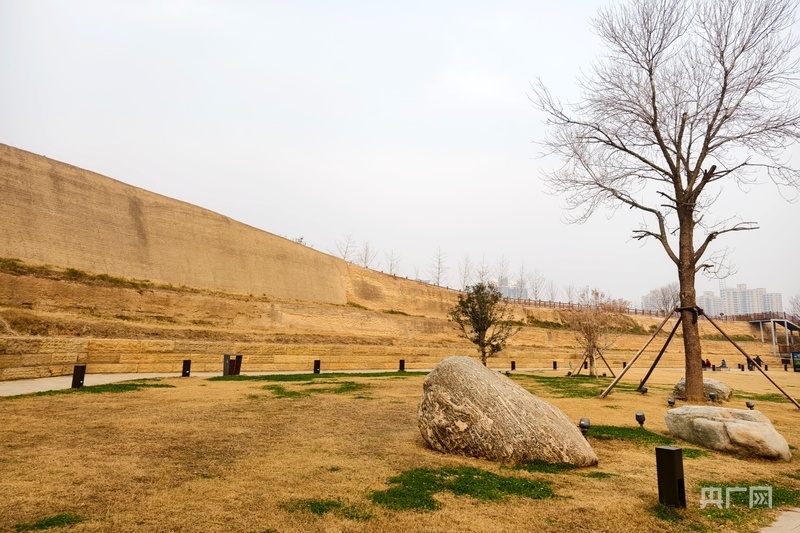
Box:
1;367;799;532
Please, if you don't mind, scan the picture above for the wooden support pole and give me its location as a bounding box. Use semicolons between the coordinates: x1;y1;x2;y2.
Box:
599;309;677;399
638;316;683;390
703;314;800;410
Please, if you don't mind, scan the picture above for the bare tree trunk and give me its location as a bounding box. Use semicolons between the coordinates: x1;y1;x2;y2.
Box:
678;214;704;403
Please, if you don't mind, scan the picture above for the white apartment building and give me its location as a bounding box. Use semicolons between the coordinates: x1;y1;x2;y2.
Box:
644;284;783;317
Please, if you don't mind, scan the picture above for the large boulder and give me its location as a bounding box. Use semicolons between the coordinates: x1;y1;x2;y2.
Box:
418;356;598;466
673;377;733;401
665;406;791;461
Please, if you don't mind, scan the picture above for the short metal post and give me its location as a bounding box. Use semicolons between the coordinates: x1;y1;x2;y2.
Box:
552;361;557;370
622;361;627;368
234;355;243;376
712;365;716;371
511;361;516;371
182;360;191;377
223;354;231;376
399;359;405;372
656;446;686;508
583;361;588;370
313;360;321;374
71;365;86;389
765;364;768;371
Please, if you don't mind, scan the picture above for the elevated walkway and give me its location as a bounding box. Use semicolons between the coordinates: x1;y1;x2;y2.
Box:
748;315;800;357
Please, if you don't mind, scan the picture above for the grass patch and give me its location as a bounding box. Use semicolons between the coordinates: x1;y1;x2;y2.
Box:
735;391;790;403
589;425;676;446
209;371;426;382
514;460;577;474
526;317;569;330
683;448;712;459
3;381;174;400
701;334;755;342
649;502;684;523
14;513;83;531
382;309;410;316
264;381;369;398
346;301;369;310
282;499;373;521
370;467;555;511
514;374;638;399
695;479;800;526
582;471;617;479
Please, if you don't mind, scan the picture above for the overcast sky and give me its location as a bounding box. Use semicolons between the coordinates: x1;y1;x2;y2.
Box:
1;0;798;307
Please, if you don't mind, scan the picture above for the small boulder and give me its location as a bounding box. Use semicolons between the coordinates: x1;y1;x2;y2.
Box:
665;406;790;461
418;356;598;466
673;377;733;401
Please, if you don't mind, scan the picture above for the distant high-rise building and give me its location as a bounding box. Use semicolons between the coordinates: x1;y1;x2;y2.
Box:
642;283;783;317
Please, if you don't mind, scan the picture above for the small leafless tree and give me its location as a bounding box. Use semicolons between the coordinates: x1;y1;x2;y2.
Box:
789;293;800;320
334;233;357;262
528;270;545;300
458;253;473;290
427;246;449;287
544;280;560;302
513;263;528;299
564;284;577;304
648;282;681;314
385;249;402;276
475;255;494;284
567;287;620;377
494;256;510;295
532;0;800;402
357;241;378;269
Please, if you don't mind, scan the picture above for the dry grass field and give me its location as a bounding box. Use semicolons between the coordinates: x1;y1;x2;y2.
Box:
2;367;800;532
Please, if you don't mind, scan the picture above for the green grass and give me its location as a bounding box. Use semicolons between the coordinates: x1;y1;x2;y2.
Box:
649;502;685;523
589;425;676;446
209;371;426;382
14;513;83;531
695;479;800;526
382;309;410;316
582;471;617;479
514;460;577;474
2;381;174;400
346;301;369;310
735;391;790;403
264;381;369;398
282;499;373;521
513;374;638;399
526;317;569;330
683;448;712;459
701;334;755;342
370;467;555;511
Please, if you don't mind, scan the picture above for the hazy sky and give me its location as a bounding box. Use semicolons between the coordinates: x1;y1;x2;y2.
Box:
1;1;798;307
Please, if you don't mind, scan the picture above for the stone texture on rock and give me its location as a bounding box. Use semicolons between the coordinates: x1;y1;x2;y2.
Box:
664;406;791;461
673;377;733;401
418;356;598;466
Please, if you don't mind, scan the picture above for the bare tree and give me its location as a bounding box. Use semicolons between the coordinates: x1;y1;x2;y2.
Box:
532;0;800;402
528;270;545;300
650;282;680;314
513;263;528;299
427;246;449;287
357;241;378;269
566;287;620;377
545;280;560;302
458;253;474;290
789;293;800;319
385;249;402;276
564;284;577;305
475;255;494;284
334;233;357;262
494;256;510;296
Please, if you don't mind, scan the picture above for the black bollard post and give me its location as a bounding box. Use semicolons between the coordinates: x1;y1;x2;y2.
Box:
71;365;86;389
785;364;788;371
233;355;243;375
313;359;321;374
182;360;191;377
765;364;768;371
584;361;588;370
656;446;686;508
552;361;557;370
223;354;231;376
622;361;627;369
511;361;516;371
399;359;405;372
